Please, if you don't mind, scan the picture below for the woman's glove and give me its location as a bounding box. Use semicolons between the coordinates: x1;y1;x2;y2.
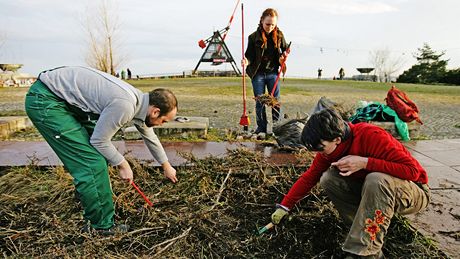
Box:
271;208;288;225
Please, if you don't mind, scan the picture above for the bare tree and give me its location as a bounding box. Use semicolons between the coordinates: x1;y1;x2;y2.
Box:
0;31;7;58
369;47;406;82
83;0;125;75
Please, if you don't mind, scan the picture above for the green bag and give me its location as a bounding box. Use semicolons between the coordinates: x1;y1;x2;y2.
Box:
349;102;409;141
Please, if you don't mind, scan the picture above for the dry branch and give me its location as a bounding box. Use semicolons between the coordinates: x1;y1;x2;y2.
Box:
208;169;232;211
0;149;448;258
149;226;192;256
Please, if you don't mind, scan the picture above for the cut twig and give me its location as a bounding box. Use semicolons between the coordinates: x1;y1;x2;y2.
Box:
126;227;164;236
256;94;280;108
244;202;273;207
208;169;232;211
149;226;192;256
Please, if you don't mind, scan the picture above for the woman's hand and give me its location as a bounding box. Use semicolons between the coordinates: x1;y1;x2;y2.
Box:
279;55;286;65
241;58;249;67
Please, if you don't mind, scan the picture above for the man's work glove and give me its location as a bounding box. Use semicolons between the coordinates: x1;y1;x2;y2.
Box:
271;208;288;225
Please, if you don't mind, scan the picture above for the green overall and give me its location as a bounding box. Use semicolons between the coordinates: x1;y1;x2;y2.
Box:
25;80;114;229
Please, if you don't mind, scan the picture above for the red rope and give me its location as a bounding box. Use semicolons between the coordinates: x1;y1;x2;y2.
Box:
216;0;241;54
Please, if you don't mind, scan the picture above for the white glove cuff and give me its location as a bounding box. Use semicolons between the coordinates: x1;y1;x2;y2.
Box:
275;203;290;212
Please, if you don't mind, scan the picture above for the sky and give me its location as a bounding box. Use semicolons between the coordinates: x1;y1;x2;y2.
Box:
1;0;460;78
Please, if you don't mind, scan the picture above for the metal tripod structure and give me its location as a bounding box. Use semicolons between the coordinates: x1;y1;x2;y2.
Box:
193;0;241;76
193;28;241;76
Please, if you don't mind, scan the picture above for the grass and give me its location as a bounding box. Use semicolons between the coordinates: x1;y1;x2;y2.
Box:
127;77;460;95
2;77;460;116
0;110;26;116
126;77;314;96
2;77;460;105
283;78;460;95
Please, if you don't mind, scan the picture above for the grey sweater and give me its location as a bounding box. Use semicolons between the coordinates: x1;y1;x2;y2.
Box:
39;66;168;166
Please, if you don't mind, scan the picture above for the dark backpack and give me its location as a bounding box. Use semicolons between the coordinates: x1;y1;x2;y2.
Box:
385;85;423;124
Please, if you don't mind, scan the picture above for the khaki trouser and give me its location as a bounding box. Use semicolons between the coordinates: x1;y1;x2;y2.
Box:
320;168;430;256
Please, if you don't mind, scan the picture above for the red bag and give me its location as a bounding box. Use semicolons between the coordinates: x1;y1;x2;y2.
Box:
385;85;423;124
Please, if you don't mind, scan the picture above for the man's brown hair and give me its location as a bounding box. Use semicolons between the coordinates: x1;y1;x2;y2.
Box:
148;88;178;116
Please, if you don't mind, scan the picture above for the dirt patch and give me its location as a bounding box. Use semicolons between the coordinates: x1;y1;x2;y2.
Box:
0;149;448;257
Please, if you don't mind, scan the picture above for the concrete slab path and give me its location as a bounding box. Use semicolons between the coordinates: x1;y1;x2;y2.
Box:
0;141;305;167
404;139;460;258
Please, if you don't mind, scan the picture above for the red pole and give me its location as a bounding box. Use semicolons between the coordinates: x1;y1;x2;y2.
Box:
241;2;246;115
239;2;250;130
270;42;291;97
130;180;154;207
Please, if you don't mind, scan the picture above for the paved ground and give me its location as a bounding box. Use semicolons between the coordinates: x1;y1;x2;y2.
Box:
0;141;305;167
404;139;460;258
0;139;459;257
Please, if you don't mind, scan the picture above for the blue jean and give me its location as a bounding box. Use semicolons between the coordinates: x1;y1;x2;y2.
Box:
251;72;281;133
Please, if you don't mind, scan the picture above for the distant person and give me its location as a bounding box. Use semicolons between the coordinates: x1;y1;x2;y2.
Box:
339;67;345;80
242;8;289;139
121;70;126;80
270;108;430;258
127;68;132;80
317;68;322;79
25;66;178;235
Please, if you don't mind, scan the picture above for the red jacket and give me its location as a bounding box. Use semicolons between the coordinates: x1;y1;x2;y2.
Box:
280;122;428;209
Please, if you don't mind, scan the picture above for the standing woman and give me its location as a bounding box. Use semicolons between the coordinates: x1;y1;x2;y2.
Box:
242;8;288;137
